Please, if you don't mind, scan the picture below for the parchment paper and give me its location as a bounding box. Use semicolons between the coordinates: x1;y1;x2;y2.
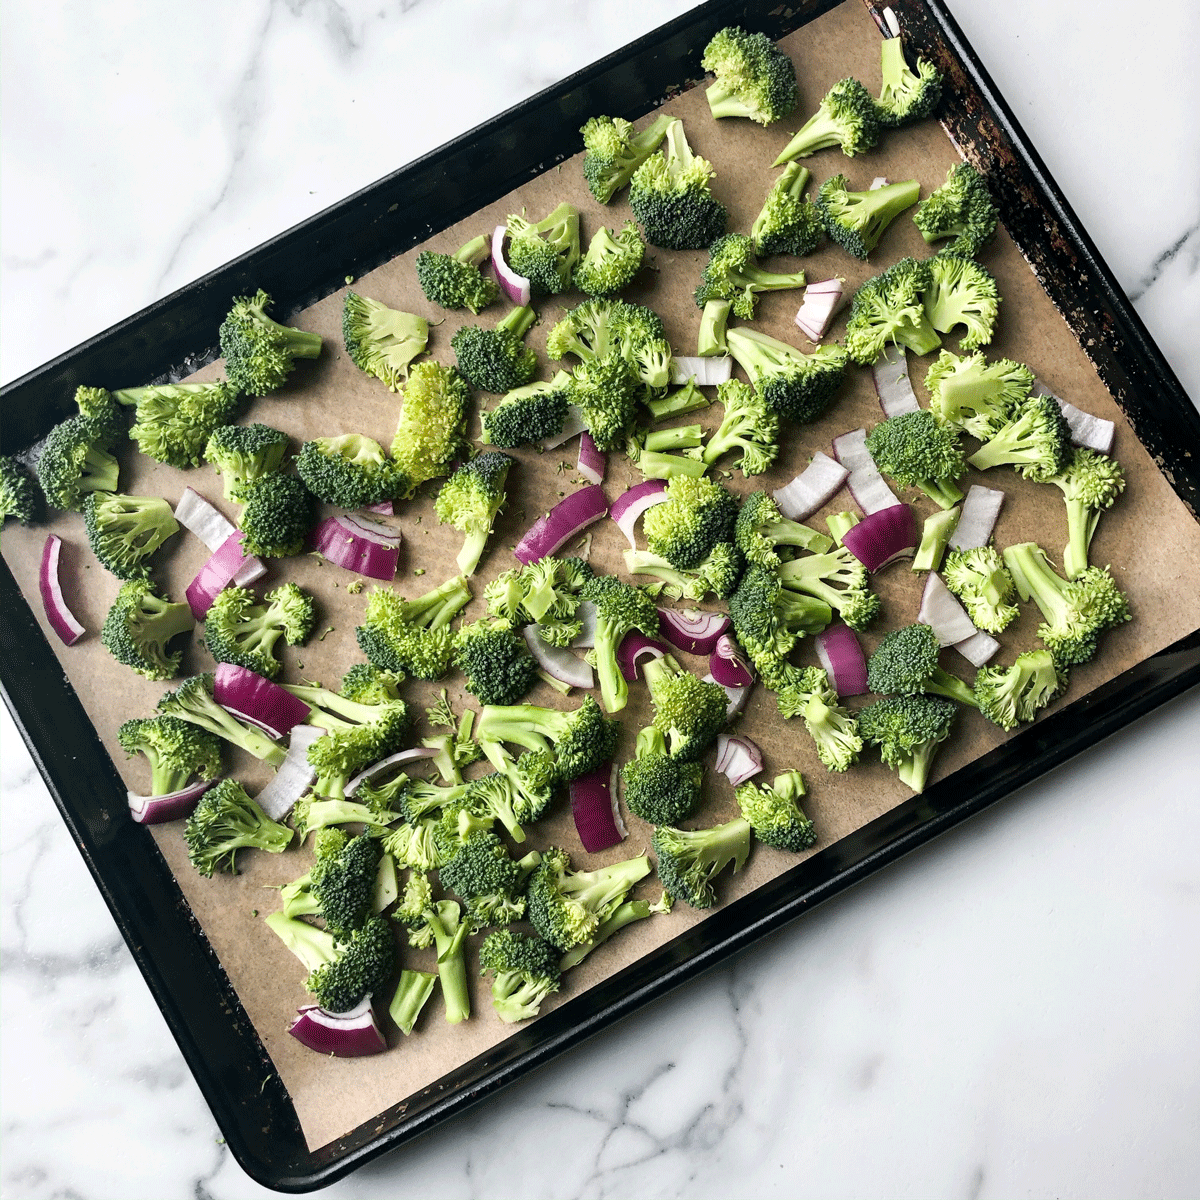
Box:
5;0;1200;1152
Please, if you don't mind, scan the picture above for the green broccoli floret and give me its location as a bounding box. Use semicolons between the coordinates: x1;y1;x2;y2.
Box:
641;654;728;761
83;492;180;580
36;411;122;511
1046;449;1126;580
389;360;470;496
291;794;401;840
112;380;242;468
279;826;349;917
728;562;832;670
295;434;406;507
966;394;1073;482
451;306;538;394
844;257;941;364
724;328;847;422
479;929;561;1022
621;725;703;826
504;203;581;296
203;583;316;678
379;817;449;872
415;234;500;314
305;832;382;941
479;371;573;449
568;353;643;454
484;556;592;627
774;546;882;631
0;454;41;527
305;917;395;1013
874;33;943;126
184;778;293;876
1002;542;1130;669
865;410;967;509
701;378;780;476
342;292;428;390
558;892;672;970
923;350;1033;439
642;474;738;570
697;298;732;358
391;870;435;939
625;422;708;482
578;574;662;713
750;162;823;258
772;665;863;771
866;622;979;707
572;222;646;297
475;695;619;781
101;579;194;681
422;694;484;785
629;117;727;251
477;739;557;827
694;233;807;320
912;163;998;258
452;619;538;707
857;693;958;793
527;846;652;950
815;175;920;260
922;255;999;351
974;649;1064;731
652;817;750;909
439;828;538;929
580;113;675;205
354;576;473;679
941;546;1019;633
203;422;290;501
232;472;314;558
389;968;438;1035
701;26;798;126
546;297;673;392
218;289;322;397
734;489;833;568
735;769;815;851
773;77;881;164
156;673;286;766
117;714;222;796
338;662;406;705
622;542;743;601
434;452;513;576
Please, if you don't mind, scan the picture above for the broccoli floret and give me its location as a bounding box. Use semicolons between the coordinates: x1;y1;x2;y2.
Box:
422;694;484;785
1002;542;1130;669
295;434;406;508
453;619;538;707
218;289;322;397
305;833;382;941
83;492;180;580
112;380;242;468
36;412;122;512
621;725;703;826
578;574;662;713
773;77;881;164
622;542;743;601
923;350;1033;439
342;292;428;390
581;113;674;205
844;257;941;364
291;794;401;840
652;818;750;909
558;892;672;971
415;234;500;314
479;929;562;1022
1046;449;1126;580
857;693;958;793
941;546;1019;633
641;654;729;761
641;474;738;571
701;26;798;126
735;769;815;851
157;673;286;766
478;739;557;826
232;472;314;558
568;354;643;453
101;579;194;681
573;222;646;297
354;576;473;680
701;379;780;476
485;556;592;629
865;410;967;509
504;203;581;296
391;870;435;938
724;328;847;422
0;455;41;527
480;371;573;449
203;583;316;679
728;563;832;670
184;778;292;876
775;546;882;631
117;714;222;797
546;297;673;391
629;117;727;251
815;175;920;260
389;360;470;496
203;422;290;501
279;826;349;917
866;622;979;707
527;846;652;950
439;828;536;929
694;233;807;320
874;33;943;126
379;817;449;872
434;452;513;576
339;662;406;705
912;163;998;258
734;489;833;568
974;649;1064;731
697;299;732;358
625;422;707;482
966;394;1073;482
475;695;619;781
305;917;395;1014
750;162;823;258
922;255;999;351
451;306;539;394
772;665;863;771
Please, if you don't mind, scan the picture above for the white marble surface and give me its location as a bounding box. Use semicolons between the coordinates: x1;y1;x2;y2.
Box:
3;1;1199;1196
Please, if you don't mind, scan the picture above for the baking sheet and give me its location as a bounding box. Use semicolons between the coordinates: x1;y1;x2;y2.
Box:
3;0;1200;1157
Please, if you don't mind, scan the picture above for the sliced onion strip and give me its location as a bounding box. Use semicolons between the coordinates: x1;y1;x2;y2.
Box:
954;630;1000;667
948;485;1005;551
814;625;868;697
577;432;605;485
289;996;387;1057
568;600;597;649
175;487;234;550
310;515;399;580
344;747;440;797
522;625;594;690
773;452;849;520
715;734;763;787
872;345;921;416
569;763;624;852
656;607;731;655
1034;380;1116;454
127;779;217;825
337;513;401;547
709;634;754;688
670;356;733;386
514;485;608;565
213;662;312;739
832;428;899;514
610;480;668;547
185;530;266;619
39;535;86;645
617;631;670;681
254;725;320;821
841;503;917;571
918;573;977;646
794;278;844;342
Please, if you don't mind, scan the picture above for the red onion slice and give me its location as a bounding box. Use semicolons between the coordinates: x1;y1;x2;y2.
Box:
954;629;1000;667
715;733;763;787
669;356;733;386
610;480;668;547
703;672;751;718
568;601;597;649
872;345;921;417
709;634;754;688
491;224;532;307
338;513;402;547
537;404;588;451
254;729;318;821
569;763;625;852
814;625;869;696
310;515;399;580
185;530;264;619
918;573;977;646
841;503;917;571
362;500;394;515
522;624;594;690
617;631;670;681
948;485;1005;551
577;432;606;485
39;535;86;645
773;452;849;520
127;778;217;825
832;428;899;514
794;278;844;341
289;996;387;1057
514;485;608;565
213;662;312;739
344;747;440;797
656;607;731;655
1033;380;1116;454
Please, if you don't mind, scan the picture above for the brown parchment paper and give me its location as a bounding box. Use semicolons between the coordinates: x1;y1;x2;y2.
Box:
5;1;1200;1152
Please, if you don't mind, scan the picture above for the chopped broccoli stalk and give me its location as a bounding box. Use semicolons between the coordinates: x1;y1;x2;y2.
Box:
434;452;513;576
736;769;815;850
36;411;122;512
858;693;958;793
623;542;742;601
816;175;920;260
423;900;471;1024
642;654;729;760
735;489;833;568
203;583;315;678
625;423;708;481
724;328;847;422
826;510;860;546
652;818;750;909
184;778;293;876
646;380;713;422
218;289;322;397
866;622;979;707
389;969;438;1035
157;673;286;766
101;579;193;681
389;361;470;496
83;492;180;579
505;203;581;296
204;422;289;501
702;26;798;126
581;113;675;205
113;381;242;468
558;893;671;971
966;395;1073;481
414;234;500;314
911;505;961;573
621;725;703;826
942;546;1018;633
479;929;562;1022
865;410;967;509
772;666;862;771
569;355;646;451
296;434;406;507
912;163;998;258
480;372;573;448
117;714;222;796
642;474;739;570
452;305;539;394
573;222;646;297
701;378;780;476
452;619;538;707
527;846;652;950
234;472;315;558
922;255;999;351
694;234;807;321
773;77;881;164
342;292;428;390
728;562;832;671
697;298;732;358
875;34;943;126
974;649;1064;731
0;454;41;527
924;350;1034;439
844;257;941;364
629;118;728;251
775;546;882;631
354;576;472;679
578;574;662;712
750;162;823;258
1046;449;1126;579
474;695;619;781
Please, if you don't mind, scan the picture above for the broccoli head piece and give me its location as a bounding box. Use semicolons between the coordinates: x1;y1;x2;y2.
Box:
641;654;729;761
434;451;513;576
736;769;815;851
622;542;743;602
734;489;833;569
480;371;573;449
728;562;832;670
568;353;643;453
233;472;315;558
101;579;194;681
621;725;703;826
546;297;673;391
701;26;799;126
415;234;500;314
0;455;41;527
866;622;979;707
941;546;1018;633
694;233;807;321
280;826;349;917
875;33;943;127
844;257;941;364
1046;448;1126;580
966;394;1073;482
816;175;921;260
974;649;1064;731
453;619;538;707
451;305;538;394
307;832;382;941
184;778;293;876
389;360;470;496
773;77;881;164
157;673;286;765
629;118;727;251
296;433;407;508
642;474;738;570
573;222;646;297
342;291;428;390
750;162;824;258
922;255;999;351
439;827;538;929
578;573;662;713
478;739;557;827
484;555;592;631
479;929;562;1023
218;289;322;397
504;203;581;296
83;492;180;580
773;666;863;772
724;328;848;423
355;576;473;679
558;892;672;971
702;378;780;477
923;350;1033;439
527;846;652;950
912;163;998;258
36;405;122;512
865;410;967;509
113;380;242;468
857;692;958;794
475;695;619;782
204;422;289;501
775;545;882;631
117;714;222;797
305;917;396;1014
581;113;674;205
652;817;751;909
203;582;316;678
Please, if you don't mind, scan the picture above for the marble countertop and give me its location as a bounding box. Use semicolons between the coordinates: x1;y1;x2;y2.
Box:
2;1;1198;1196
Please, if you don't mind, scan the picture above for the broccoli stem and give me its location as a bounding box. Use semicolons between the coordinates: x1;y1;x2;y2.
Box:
898;739;940;794
162;682;287;767
1063;499;1101;581
912;506;961;572
592;623;628;714
697;298;732;357
646;380;712;420
389;969;438;1035
454;235;492;267
634;449;708;480
914;475;965;510
925;667;980;709
773;110;843;165
704;80;759;122
426;902;470;1025
558;899;654;970
498;304;537;340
